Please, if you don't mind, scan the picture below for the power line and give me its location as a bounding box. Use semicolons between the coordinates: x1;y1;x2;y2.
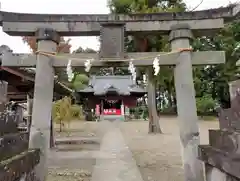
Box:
189;0;239;12
189;0;204;11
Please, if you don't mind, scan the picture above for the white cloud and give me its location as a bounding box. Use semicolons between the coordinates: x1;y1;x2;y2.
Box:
0;0;237;53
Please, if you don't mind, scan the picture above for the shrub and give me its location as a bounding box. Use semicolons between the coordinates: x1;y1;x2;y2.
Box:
196;94;217;115
70;104;83;119
52;97;83;131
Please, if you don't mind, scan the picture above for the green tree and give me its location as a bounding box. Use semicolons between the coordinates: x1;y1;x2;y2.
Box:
192;21;240;108
52;96;83;131
196;94;217;115
72;73;89;90
108;0;187;133
52;96;72;132
70;46;97;91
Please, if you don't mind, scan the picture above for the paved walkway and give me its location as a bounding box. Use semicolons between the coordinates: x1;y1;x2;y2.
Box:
91;120;144;181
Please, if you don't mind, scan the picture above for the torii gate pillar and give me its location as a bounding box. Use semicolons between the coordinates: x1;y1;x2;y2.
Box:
28;28;59;181
169;24;203;181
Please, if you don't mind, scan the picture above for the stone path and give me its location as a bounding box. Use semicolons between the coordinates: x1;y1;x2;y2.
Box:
91;120;144;181
48;120;144;181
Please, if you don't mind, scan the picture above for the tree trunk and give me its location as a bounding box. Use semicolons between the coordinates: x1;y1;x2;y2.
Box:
173;94;177;112
50;119;55;148
134;36;162;133
147;67;162;134
59;120;63;132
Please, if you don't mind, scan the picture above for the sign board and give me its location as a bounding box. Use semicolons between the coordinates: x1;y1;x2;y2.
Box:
99;23;125;59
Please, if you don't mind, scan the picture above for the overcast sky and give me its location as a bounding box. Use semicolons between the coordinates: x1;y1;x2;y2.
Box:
0;0;237;53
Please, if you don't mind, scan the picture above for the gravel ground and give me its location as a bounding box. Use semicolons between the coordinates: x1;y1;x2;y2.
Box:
47;117;219;181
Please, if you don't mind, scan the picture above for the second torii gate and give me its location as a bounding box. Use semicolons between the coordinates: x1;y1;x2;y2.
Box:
0;5;239;181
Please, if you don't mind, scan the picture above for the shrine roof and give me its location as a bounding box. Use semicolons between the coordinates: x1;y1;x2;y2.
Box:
78;75;146;95
1;67;73;100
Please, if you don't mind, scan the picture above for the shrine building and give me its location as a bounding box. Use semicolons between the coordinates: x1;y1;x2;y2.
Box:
77;75;146;121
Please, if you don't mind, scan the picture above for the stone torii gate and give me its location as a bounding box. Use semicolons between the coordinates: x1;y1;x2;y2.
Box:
0;5;239;181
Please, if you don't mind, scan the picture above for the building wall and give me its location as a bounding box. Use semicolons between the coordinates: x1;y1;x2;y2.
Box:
122;96;137;107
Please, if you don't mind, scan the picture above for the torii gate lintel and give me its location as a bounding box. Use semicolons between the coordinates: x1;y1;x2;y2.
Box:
0;4;239;36
1;51;225;67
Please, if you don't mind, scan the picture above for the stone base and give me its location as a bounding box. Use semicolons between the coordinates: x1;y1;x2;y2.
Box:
198;129;240;180
199;145;240;179
100;115;125;121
